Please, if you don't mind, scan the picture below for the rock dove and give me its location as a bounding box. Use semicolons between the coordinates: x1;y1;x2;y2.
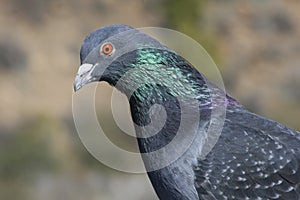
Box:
74;24;300;200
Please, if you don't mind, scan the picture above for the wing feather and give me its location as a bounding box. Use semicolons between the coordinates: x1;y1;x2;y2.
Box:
194;110;300;199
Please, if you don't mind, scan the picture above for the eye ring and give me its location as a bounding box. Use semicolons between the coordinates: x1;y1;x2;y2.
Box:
101;42;115;56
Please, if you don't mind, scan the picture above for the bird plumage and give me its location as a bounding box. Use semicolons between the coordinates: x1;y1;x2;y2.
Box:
195;107;300;199
74;24;300;199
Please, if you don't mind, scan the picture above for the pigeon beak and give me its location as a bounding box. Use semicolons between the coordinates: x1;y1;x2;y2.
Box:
74;63;98;92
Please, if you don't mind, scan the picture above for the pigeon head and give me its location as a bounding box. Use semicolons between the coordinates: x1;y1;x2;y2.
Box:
75;24;165;92
75;24;133;91
74;24;207;99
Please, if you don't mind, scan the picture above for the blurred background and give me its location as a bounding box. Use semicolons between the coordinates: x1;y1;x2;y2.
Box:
0;0;299;199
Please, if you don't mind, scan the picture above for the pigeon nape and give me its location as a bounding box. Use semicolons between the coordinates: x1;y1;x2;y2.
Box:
74;24;300;200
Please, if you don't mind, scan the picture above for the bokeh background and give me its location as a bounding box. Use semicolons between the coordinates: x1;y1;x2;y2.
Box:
0;0;299;199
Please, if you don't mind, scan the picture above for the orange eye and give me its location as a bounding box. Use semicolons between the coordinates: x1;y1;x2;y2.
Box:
101;43;114;55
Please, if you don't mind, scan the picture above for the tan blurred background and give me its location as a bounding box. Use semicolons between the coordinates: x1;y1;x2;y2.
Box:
0;0;299;199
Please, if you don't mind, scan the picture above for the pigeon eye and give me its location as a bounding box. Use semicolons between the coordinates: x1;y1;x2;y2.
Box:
101;43;114;55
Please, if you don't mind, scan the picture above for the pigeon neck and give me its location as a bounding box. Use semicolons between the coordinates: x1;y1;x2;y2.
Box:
105;48;234;150
110;48;214;107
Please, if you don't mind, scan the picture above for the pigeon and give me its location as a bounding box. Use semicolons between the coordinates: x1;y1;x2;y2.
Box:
74;24;300;200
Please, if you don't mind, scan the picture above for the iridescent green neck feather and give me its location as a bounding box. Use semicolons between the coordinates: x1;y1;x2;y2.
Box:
113;48;210;102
